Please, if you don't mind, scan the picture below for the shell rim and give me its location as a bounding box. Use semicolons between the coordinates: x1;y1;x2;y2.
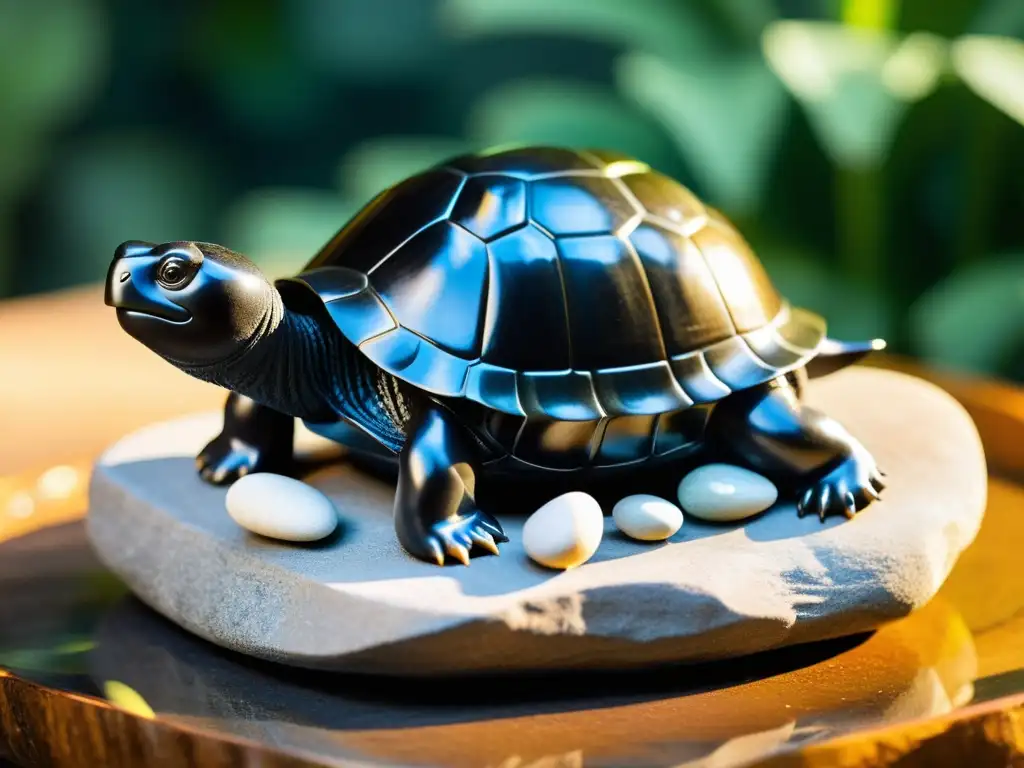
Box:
277;271;827;420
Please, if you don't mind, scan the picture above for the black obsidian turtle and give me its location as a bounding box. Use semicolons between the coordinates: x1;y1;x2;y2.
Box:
105;146;886;566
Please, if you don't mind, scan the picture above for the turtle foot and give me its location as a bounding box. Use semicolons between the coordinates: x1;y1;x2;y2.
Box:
197;435;287;485
797;452;885;521
420;510;509;566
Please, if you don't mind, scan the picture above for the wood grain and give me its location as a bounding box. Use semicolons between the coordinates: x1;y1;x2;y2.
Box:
760;695;1024;768
0;671;325;768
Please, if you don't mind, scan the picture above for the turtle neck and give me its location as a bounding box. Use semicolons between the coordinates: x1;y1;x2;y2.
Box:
180;293;408;452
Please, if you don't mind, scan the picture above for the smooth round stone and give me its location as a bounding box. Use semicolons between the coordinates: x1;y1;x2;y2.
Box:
226;473;338;542
678;464;778;523
612;494;683;541
522;491;604;570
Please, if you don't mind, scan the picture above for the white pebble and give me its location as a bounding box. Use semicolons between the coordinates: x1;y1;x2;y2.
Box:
226;473;338;542
613;494;683;541
523;492;604;570
678;464;778;523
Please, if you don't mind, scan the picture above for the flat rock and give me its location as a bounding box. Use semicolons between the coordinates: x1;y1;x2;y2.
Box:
86;368;987;676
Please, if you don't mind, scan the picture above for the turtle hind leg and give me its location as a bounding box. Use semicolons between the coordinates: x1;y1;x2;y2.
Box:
395;402;507;566
197;392;294;485
705;377;885;520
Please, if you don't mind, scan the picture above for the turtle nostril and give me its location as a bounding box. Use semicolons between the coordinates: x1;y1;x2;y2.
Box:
119;271;130;283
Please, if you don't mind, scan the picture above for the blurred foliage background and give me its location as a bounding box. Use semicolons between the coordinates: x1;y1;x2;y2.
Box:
1;0;1023;381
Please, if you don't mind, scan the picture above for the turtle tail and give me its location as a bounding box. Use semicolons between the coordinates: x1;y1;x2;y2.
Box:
805;338;886;379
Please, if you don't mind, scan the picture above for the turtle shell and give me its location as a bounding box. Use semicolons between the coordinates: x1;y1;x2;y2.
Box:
277;147;826;420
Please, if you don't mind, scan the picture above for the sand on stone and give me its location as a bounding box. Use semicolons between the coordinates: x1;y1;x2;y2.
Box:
86;368;987;676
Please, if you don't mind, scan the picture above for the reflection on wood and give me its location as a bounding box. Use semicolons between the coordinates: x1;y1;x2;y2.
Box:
0;461;90;545
0;670;315;768
287;598;974;768
939;477;1024;667
756;694;1024;768
75;587;972;768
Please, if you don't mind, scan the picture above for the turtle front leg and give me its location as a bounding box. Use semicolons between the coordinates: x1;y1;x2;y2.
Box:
706;376;885;520
197;392;294;484
395;402;507;565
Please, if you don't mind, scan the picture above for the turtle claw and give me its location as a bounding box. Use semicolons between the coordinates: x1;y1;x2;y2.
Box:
843;492;857;520
471;530;500;555
817;486;833;522
424;537;445;567
446;539;471;566
797;488;815;518
797;453;885;522
197;436;265;485
426;510;508;566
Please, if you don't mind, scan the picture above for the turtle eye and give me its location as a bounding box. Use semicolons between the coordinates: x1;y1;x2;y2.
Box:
157;257;194;290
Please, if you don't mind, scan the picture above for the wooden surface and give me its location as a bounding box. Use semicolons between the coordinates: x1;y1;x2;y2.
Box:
2;285;1024;767
0;286;223;475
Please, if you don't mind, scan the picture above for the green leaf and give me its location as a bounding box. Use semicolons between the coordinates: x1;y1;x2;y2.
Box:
30;132;219;293
710;0;779;45
0;636;96;675
0;211;13;297
0;0;108;256
465;80;674;168
440;0;717;62
0;138;44;198
291;0;439;80
221;188;354;279
762;22;948;168
0;0;107;134
900;0;979;37
908;255;1024;377
952;35;1024;126
968;0;1024;37
843;0;897;31
616;53;788;213
761;252;894;342
104;681;155;719
336;137;470;205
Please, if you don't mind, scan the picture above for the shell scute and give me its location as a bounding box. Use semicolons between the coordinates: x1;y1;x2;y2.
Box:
451;175;527;240
690;216;782;334
620;171;707;234
556;234;664;369
530;175;640;236
370;220;488;358
296;147;827;418
481;224;570;370
629;220;735;355
307;169;464;274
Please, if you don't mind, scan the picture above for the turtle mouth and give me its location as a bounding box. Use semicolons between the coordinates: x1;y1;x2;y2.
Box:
117;307;192;325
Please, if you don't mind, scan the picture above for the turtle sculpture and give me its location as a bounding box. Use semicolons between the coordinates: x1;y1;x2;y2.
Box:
105;146;886;566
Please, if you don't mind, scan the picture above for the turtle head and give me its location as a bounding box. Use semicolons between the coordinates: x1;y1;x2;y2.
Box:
105;240;278;367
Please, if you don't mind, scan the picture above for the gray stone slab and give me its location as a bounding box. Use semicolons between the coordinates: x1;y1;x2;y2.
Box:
86;368;987;676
